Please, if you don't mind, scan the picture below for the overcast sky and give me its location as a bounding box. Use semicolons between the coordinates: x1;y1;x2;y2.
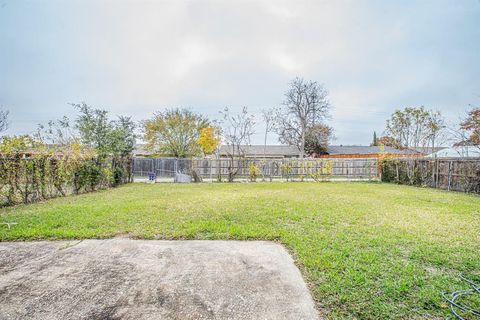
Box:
1;0;479;145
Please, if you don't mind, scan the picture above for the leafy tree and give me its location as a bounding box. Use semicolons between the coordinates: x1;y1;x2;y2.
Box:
73;103;112;155
73;102;136;157
0;108;9;133
0;135;36;155
143;108;209;157
384;106;445;151
274;77;331;158
109;116;136;157
71;103;136;186
304;123;333;155
458;107;480;147
197;126;221;156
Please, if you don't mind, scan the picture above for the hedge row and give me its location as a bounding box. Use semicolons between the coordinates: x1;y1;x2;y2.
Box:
0;156;132;206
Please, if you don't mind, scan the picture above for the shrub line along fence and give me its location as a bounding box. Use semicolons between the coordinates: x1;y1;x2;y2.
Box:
2;155;477;207
0;156;132;207
132;157;379;181
381;157;480;194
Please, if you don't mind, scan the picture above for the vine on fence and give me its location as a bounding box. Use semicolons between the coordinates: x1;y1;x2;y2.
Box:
308;159;334;181
250;159;334;182
0;142;132;206
381;158;480;194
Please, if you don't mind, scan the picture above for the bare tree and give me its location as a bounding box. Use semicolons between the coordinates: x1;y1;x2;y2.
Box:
274;77;330;158
261;108;275;160
0;108;9;133
35;116;77;147
220;107;255;182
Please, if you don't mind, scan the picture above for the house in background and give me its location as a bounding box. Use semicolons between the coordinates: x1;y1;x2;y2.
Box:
131;144;301;158
425;146;480;158
411;146;448;155
133;143;422;159
217;145;419;159
318;145;420;158
217;145;299;159
132;144;154;157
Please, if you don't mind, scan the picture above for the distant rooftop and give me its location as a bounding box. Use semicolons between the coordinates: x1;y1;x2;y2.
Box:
410;146;448;154
219;144;417;157
133;143;419;158
218;145;299;157
426;146;480;158
326;145;418;155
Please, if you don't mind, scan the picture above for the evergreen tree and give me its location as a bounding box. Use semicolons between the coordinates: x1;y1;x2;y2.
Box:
371;131;378;146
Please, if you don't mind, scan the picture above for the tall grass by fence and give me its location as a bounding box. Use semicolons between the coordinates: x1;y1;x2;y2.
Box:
381;157;480;194
0;156;132;206
132;157;379;181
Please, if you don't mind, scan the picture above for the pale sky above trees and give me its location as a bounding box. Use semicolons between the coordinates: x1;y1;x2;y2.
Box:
1;0;479;145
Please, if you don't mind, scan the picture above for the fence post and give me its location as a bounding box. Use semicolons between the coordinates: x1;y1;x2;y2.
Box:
129;157;133;183
447;161;452;191
435;159;439;188
431;158;435;188
209;158;212;182
395;162;399;182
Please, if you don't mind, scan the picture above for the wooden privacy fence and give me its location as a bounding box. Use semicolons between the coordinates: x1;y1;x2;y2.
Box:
132;157;379;181
381;157;480;193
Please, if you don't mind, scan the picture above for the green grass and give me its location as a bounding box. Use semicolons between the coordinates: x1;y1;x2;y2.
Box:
1;182;480;319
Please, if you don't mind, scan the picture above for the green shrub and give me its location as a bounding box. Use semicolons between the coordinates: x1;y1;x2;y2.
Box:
0;154;131;207
248;163;260;182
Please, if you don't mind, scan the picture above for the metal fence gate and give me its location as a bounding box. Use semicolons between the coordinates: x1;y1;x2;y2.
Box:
132;158;192;179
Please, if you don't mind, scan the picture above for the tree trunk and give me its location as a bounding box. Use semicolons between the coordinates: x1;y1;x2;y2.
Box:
264;129;267;160
263;130;268;181
300;126;305;159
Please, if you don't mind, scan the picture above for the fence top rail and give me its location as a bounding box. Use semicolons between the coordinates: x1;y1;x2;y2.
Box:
135;157;188;160
134;157;378;161
192;157;377;160
389;157;480;161
0;156;126;161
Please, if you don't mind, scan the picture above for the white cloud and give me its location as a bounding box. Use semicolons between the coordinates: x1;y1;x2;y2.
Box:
1;0;479;144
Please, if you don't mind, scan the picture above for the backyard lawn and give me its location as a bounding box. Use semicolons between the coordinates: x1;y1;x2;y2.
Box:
1;182;479;319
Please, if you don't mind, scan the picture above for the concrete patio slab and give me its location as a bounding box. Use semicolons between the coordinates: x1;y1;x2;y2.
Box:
0;239;319;320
